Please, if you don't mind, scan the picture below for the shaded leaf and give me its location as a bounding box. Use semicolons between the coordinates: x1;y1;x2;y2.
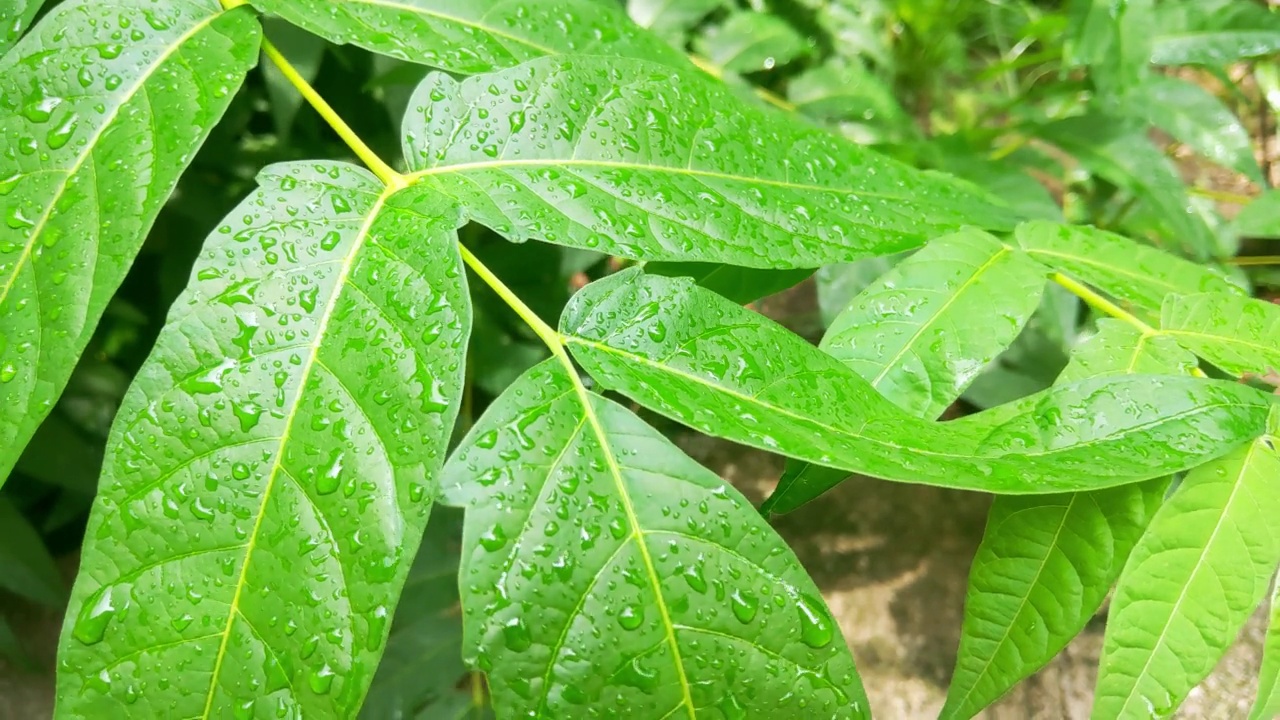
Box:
250;0;689;72
941;321;1195;720
644;261;812;305
0;0;261;487
261;18;325;140
441;359;870;719
1233;191;1280;239
1092;432;1280;719
1161;292;1280;376
1151;1;1280;66
1253;576;1280;720
401;56;1019;269
54;164;471;718
560;269;1272;505
815;255;905;327
1015;221;1242;313
787;61;908;131
1130;74;1262;184
0;494;63;606
694;11;808;74
1034;115;1220;259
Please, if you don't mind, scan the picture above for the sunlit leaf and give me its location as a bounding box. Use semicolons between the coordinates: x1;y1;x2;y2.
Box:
1161;292;1280;376
1253;575;1280;720
400;56;1019;269
1015;221;1242;313
250;0;689;72
0;0;261;488
1092;430;1280;719
54;163;471;718
1130;75;1262;184
560;269;1272;506
694;11;808;74
441;359;870;719
941;321;1195;720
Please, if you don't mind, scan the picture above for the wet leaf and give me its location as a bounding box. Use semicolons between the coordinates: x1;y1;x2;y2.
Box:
250;0;689;72
941;321;1196;720
1253;576;1280;720
1130;75;1262;184
0;0;261;487
694;11;808;74
560;269;1272;506
401;56;1019;269
1092;431;1280;719
1161;292;1280;376
54;164;471;718
0;0;46;55
441;359;870;719
1015;221;1242;313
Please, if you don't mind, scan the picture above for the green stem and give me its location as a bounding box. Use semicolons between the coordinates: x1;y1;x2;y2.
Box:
1187;186;1254;205
1230;255;1280;267
457;244;574;370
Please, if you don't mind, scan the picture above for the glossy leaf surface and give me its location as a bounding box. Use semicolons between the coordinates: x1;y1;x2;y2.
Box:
1254;576;1280;720
1015;221;1241;313
1093;432;1280;719
250;0;688;72
441;359;869;719
561;270;1273;503
822;229;1047;418
941;321;1194;720
55;163;471;718
0;0;260;486
694;11;808;74
1162;292;1280;376
644;261;812;306
401;56;1020;269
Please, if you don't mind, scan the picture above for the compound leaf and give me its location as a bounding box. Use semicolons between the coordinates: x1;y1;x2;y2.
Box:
400;56;1020;269
0;0;261;487
941;321;1195;720
1093;431;1280;719
441;359;869;719
560;269;1272;504
1161;292;1280;376
250;0;688;72
1015;221;1241;313
54;163;471;718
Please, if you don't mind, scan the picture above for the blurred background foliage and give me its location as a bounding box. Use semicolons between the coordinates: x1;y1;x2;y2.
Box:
2;0;1278;716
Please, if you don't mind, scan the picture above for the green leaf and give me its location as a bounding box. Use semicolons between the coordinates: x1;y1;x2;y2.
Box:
261;18;325;140
1161;292;1280;376
1065;0;1154;94
0;0;261;488
821;229;1047;419
644;261;812;305
250;0;689;73
54;163;471;718
1254;575;1280;720
1015;221;1242;313
926;138;1062;222
560;269;1273;505
1151;2;1280;66
941;321;1195;720
1233;191;1280;239
359;507;489;720
694;11;808;74
1130;75;1262;184
441;359;870;719
0;0;45;55
787;61;909;132
0;494;63;606
401;56;1020;269
815;255;905;327
627;0;724;44
1034;116;1220;260
1092;433;1280;719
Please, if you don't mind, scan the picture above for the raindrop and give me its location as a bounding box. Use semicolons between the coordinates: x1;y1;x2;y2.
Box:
796;593;835;648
